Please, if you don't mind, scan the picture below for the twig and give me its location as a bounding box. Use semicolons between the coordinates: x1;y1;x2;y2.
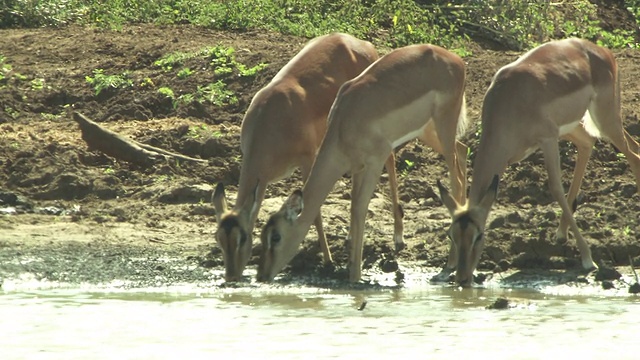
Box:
629;255;639;283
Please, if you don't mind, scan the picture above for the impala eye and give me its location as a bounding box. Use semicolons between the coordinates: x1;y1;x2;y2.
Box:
271;232;281;244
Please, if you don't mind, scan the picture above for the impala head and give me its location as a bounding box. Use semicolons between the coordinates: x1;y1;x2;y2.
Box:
437;176;499;287
212;182;259;282
257;190;306;282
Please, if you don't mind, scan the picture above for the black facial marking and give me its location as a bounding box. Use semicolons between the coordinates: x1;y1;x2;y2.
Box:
219;216;247;245
453;213;484;242
215;182;225;195
265;217;276;228
456;213;476;231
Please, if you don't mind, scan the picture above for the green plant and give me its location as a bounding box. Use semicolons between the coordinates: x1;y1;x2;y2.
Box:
154;51;193;71
177;67;194;79
195;81;238;107
40;113;61;121
187;124;224;141
187;124;208;139
158;86;175;98
85;69;133;95
597;29;637;49
177;93;195;106
207;45;235;75
4;0;640;52
400;159;415;177
0;56;26;84
0;56;9;83
158;87;180;109
155;45;267;82
237;62;268;77
4;106;19;119
140;77;154;87
30;78;45;90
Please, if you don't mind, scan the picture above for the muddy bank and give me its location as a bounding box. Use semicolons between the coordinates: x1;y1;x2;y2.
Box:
1;25;640;290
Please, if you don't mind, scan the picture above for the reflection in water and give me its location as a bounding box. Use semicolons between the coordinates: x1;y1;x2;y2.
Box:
1;284;639;359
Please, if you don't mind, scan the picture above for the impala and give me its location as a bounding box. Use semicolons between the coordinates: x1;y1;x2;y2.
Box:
212;33;405;282
258;44;469;282
437;38;640;287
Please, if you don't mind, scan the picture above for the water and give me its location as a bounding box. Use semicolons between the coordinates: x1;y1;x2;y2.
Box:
2;276;639;360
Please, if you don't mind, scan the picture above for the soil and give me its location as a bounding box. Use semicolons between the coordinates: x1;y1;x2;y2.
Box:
2;19;640;290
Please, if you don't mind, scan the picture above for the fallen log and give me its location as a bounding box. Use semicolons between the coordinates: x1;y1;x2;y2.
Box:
72;112;208;166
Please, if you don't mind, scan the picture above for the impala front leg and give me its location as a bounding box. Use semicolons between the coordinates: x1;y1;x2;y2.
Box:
348;165;382;282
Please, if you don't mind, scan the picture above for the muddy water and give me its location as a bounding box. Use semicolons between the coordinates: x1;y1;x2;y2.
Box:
2;272;639;359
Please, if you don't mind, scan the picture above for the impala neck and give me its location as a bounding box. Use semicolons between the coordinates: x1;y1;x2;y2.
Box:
468;130;509;206
297;137;350;231
235;160;266;228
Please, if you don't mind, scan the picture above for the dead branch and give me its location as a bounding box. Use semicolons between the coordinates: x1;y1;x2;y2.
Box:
72;112;207;166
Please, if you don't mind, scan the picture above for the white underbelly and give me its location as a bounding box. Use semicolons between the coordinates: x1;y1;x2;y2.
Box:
558;119;582;136
392;124;427;149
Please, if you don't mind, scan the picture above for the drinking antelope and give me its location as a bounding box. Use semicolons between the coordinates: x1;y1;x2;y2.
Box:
437;38;640;287
212;33;406;282
258;44;469;282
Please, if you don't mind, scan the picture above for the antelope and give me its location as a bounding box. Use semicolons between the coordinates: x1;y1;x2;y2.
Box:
258;44;469;283
437;38;640;287
212;33;406;282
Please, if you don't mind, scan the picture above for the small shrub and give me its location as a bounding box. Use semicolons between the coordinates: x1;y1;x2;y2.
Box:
85;69;133;95
195;81;238;107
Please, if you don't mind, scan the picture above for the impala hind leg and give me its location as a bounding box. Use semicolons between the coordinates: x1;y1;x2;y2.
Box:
384;153;405;253
420;119;468;205
556;126;595;240
541;138;597;271
620;130;640;189
348;164;384;282
589;93;640;190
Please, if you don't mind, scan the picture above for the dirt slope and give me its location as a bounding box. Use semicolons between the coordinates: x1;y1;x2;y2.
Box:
1;22;640;288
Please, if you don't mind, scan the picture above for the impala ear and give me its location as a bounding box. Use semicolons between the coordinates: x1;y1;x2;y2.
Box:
212;182;229;223
281;189;304;222
437;179;458;214
479;175;499;211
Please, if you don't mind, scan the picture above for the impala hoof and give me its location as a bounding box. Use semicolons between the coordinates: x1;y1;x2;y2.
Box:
394;241;406;253
379;258;399;273
582;259;598;272
430;268;454;283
